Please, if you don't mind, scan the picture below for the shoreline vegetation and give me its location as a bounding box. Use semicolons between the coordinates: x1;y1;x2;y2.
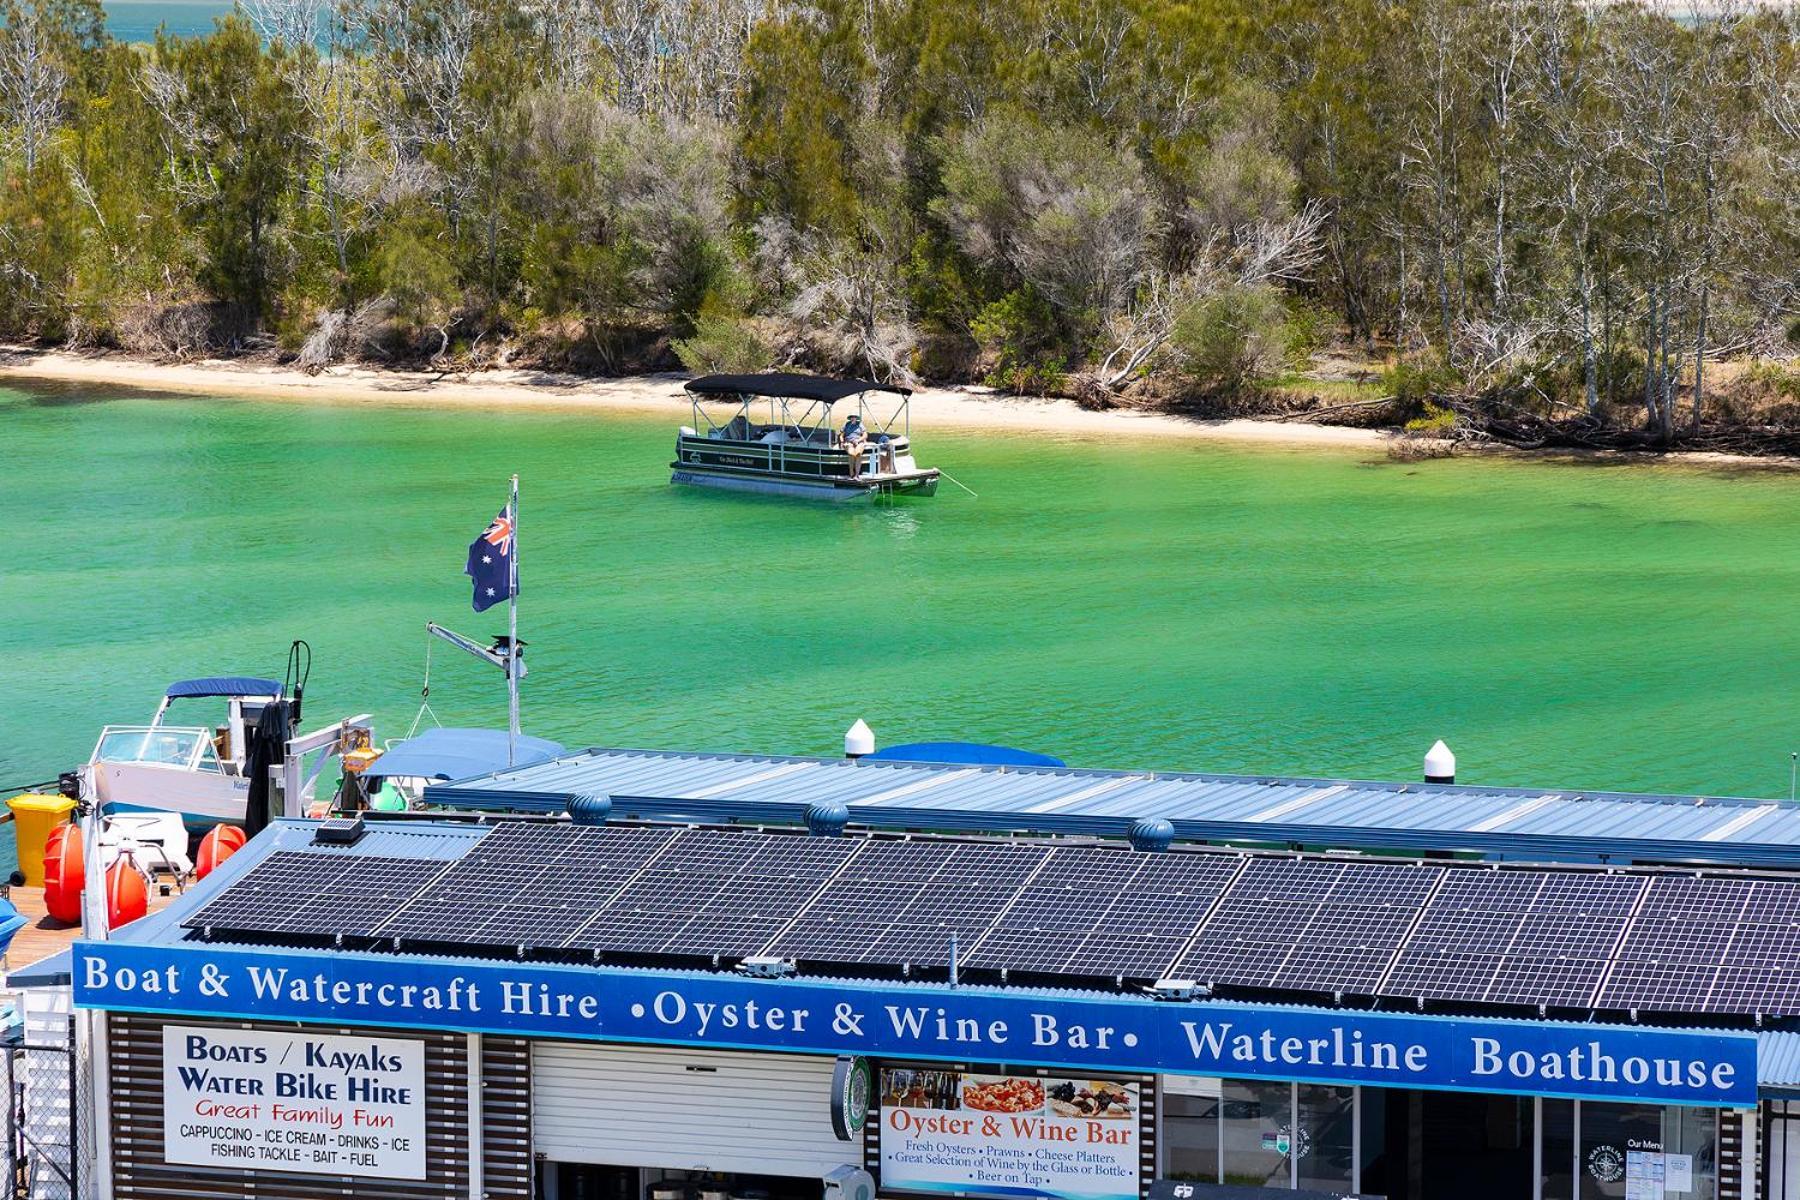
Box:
0;0;1795;456
10;345;1800;470
0;345;1391;448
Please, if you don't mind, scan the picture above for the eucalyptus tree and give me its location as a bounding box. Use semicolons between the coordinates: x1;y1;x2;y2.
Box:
152;16;303;323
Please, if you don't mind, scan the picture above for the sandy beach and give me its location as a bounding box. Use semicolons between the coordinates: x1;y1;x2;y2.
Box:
0;347;1390;449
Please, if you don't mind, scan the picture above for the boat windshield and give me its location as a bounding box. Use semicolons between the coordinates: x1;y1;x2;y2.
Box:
94;726;207;768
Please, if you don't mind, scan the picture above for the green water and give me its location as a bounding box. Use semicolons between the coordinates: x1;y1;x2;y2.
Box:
4;380;1800;807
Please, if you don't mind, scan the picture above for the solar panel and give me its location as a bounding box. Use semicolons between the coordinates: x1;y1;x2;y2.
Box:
1597;960;1719;1011
1595;873;1800;1015
1179;935;1295;988
1384;948;1505;1001
1165;856;1442;994
185;852;447;938
557;828;859;959
1486;957;1608;1008
766;837;1052;968
1376;868;1645;1009
960;846;1242;978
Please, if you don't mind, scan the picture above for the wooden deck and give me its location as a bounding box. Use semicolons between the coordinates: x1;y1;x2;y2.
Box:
6;879;182;972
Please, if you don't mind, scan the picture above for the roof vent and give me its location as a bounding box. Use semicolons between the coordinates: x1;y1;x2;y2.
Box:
313;815;366;845
1128;817;1175;853
567;793;612;825
806;801;850;837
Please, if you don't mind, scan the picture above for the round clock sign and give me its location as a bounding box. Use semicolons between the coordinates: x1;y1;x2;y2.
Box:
831;1056;873;1141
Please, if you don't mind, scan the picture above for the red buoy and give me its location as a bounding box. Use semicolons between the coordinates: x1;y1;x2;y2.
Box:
195;824;247;880
43;823;85;925
105;860;148;928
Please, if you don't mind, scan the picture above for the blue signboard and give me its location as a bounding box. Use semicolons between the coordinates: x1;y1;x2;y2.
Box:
72;940;1757;1106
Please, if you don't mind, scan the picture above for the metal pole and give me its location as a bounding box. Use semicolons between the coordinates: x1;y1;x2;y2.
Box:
507;474;520;767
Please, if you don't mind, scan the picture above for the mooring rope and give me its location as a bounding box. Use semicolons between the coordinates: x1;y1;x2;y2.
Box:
938;469;979;498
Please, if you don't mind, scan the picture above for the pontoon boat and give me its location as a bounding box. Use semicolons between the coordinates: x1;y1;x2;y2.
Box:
671;373;940;499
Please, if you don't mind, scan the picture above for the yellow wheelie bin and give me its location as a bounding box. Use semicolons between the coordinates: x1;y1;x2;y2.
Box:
8;793;76;887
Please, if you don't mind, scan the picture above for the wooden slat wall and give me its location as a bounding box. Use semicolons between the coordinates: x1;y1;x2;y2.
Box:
1725;1109;1749;1200
482;1036;533;1198
108;1013;530;1200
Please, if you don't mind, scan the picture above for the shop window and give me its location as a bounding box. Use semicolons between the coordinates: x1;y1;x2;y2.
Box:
1221;1078;1294;1188
1543;1100;1576;1200
1579;1102;1716;1200
1295;1084;1354;1192
1162;1076;1224;1183
1768;1102;1800;1200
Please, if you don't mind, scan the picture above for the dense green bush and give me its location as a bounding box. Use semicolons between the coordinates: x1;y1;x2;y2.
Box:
1166;285;1302;396
672;309;772;374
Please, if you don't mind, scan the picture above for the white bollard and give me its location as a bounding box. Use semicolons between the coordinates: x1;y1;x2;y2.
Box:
1424;740;1457;784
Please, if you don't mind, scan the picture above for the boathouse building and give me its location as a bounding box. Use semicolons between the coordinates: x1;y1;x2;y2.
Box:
54;748;1800;1200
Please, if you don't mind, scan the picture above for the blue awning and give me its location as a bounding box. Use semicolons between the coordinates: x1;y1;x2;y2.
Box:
368;727;567;782
863;741;1066;768
165;676;283;700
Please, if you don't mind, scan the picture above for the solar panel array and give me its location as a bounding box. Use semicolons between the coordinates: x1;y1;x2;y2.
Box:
184;823;1800;1017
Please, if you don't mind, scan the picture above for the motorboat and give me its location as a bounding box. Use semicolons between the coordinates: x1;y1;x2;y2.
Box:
671;373;940;500
82;671;371;829
83;676;279;824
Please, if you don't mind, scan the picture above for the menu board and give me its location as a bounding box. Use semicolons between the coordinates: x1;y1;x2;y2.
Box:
1625;1149;1666;1200
879;1068;1141;1200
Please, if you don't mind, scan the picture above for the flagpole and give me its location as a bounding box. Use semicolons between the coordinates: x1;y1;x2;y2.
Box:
507;473;520;767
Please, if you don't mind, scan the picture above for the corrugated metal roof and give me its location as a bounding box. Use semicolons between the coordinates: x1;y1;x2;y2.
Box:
1761;1031;1800;1092
426;748;1800;867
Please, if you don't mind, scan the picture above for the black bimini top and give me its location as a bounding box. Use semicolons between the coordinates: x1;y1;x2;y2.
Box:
684;372;912;404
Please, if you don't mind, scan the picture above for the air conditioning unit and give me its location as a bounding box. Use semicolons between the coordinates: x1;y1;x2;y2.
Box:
823;1166;875;1200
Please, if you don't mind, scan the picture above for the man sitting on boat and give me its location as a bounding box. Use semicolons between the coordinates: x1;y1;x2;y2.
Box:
843;412;868;475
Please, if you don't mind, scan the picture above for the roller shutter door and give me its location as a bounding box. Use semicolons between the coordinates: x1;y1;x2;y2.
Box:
532;1043;853;1178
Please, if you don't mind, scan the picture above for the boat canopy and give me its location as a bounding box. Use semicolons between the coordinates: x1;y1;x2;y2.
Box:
163;676;283;700
863;741;1067;768
369;727;567;782
685;373;912;404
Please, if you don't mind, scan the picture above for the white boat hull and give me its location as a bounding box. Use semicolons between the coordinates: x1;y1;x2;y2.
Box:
89;762;249;825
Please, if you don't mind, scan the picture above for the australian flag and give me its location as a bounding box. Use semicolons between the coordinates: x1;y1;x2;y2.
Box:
466;506;515;612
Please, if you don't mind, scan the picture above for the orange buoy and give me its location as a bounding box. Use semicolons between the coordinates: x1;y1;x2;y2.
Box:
43;823;85;925
195;824;247;880
105;860;148;928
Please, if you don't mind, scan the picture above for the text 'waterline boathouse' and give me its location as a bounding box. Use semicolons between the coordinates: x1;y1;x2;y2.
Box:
51;745;1800;1200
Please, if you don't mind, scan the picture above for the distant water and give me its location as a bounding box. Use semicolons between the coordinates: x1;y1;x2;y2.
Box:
6;379;1800;823
104;0;236;42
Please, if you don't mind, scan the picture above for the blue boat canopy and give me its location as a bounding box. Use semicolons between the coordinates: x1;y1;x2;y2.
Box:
863;741;1066;768
164;676;283;700
368;727;567;782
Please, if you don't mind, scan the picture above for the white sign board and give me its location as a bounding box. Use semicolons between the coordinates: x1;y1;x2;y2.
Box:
1666;1154;1694;1193
161;1025;427;1180
879;1069;1139;1200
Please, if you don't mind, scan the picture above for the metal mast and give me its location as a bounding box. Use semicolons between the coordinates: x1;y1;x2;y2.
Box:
507;473;520;766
